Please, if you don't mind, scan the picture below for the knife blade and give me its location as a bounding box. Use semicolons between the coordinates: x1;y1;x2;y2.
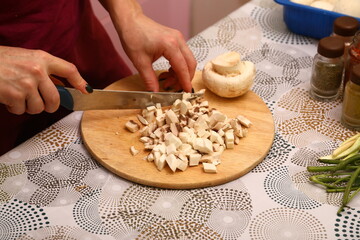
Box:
56;86;203;111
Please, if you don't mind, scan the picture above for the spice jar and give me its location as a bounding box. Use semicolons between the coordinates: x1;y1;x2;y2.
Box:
332;16;360;59
343;31;360;90
341;64;360;130
309;36;345;101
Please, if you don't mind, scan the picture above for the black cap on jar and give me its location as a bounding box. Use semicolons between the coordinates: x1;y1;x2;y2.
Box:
333;16;360;37
350;64;360;85
318;36;345;58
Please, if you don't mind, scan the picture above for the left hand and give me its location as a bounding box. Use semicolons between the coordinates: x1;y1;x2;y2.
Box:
117;14;197;92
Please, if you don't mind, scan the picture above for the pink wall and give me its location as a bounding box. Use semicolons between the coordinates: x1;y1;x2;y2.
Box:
90;0;191;74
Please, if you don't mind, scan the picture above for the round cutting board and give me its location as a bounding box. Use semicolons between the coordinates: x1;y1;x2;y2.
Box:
81;71;274;189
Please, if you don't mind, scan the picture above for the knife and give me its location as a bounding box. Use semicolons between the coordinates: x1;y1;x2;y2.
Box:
56;86;203;111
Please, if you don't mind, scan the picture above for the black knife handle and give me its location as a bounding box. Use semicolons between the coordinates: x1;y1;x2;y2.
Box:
56;85;74;110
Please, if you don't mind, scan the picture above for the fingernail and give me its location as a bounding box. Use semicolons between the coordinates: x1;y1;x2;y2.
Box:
86;84;93;93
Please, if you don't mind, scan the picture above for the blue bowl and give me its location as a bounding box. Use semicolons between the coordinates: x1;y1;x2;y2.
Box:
274;0;360;39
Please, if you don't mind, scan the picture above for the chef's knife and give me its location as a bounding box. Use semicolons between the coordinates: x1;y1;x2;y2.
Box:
56;86;203;111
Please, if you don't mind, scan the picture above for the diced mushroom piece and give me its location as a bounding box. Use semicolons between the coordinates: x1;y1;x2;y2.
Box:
200;101;209;107
137;114;149;126
218;129;225;137
170;122;179;136
178;144;192;154
234;136;240;145
212;122;225;132
144;111;156;123
140;126;150;137
153;143;166;154
125;120;140;133
209;130;224;145
156;115;165;127
130;146;139;156
182;92;192;100
146;105;156;112
147;153;154;162
164;133;182;148
236;115;252;128
189;153;202;166
209;111;227;127
193;138;213;154
139;136;151;143
193;116;208;131
230;119;244;138
153;151;161;161
155;154;167;171
165;109;179;124
166;154;178;172
166;143;177;155
177;160;188;171
187;118;195;128
225;130;234;149
203;162;217;173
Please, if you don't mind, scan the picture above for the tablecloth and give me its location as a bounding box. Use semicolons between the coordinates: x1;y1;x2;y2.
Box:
1;0;359;239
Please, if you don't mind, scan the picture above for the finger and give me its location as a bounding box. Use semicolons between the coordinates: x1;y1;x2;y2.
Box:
180;44;197;81
39;78;60;113
134;58;159;92
163;48;192;92
4;90;26;115
47;56;89;94
25;91;45;114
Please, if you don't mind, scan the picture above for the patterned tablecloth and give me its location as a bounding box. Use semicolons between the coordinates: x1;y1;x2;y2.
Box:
1;0;359;239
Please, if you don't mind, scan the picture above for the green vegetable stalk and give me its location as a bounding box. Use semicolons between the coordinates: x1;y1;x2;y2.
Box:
307;133;360;214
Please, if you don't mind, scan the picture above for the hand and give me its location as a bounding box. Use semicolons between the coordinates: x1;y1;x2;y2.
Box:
115;10;197;92
0;46;89;115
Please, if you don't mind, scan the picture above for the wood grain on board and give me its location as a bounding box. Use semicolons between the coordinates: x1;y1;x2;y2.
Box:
81;71;275;189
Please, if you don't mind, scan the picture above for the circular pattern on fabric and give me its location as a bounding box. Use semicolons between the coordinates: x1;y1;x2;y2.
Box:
148;190;192;220
249;207;327;239
264;166;321;209
252;133;295;173
138;219;222;240
16;146;107;207
275;85;356;148
335;208;360;240
19;112;81;158
179;188;252;239
0;162;27;204
16;225;102;240
73;189;109;235
245;43;312;102
100;184;163;236
251;5;314;45
0;199;49;240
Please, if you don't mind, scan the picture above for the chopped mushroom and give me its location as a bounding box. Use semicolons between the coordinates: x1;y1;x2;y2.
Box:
125;89;252;174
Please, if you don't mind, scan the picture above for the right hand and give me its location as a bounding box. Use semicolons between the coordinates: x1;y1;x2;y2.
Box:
0;46;89;115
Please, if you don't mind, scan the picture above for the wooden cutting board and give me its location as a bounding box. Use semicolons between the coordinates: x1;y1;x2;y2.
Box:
81;71;274;189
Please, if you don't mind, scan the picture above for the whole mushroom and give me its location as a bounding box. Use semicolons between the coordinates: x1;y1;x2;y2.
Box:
202;52;256;98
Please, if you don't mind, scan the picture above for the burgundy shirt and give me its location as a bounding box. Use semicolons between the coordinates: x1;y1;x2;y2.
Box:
0;0;132;155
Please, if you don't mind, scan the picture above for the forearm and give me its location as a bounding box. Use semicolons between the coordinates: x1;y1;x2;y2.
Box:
98;0;144;34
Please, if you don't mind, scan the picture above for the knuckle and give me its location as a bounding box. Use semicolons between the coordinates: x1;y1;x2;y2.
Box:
32;49;48;59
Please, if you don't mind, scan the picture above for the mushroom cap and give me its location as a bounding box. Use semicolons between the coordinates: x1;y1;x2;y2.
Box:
202;60;256;98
